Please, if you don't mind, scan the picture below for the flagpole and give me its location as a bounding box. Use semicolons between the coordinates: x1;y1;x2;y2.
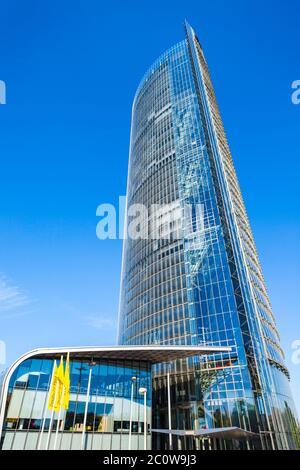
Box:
53;384;64;450
37;412;46;450
46;364;59;450
81;365;93;450
59;352;70;438
53;355;64;450
46;355;64;451
37;362;56;450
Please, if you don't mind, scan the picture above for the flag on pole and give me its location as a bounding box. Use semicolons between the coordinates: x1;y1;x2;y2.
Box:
47;360;58;411
48;357;64;412
48;354;71;413
62;353;70;410
54;357;64;412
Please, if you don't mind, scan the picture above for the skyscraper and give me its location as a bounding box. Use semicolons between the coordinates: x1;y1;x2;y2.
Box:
118;22;299;450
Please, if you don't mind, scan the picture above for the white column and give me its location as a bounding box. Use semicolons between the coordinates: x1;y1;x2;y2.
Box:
128;376;137;450
167;365;172;450
139;387;147;450
143;391;147;450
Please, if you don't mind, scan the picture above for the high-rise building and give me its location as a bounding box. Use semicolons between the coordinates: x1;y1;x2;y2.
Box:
118;22;300;450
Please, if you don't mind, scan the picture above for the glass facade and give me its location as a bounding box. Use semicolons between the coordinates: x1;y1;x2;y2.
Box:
118;22;300;449
0;355;151;450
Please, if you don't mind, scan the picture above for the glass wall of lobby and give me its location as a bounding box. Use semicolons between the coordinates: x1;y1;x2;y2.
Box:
1;357;151;450
152;357;260;451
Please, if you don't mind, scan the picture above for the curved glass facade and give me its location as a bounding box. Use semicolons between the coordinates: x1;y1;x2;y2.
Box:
0;355;151;450
118;22;300;449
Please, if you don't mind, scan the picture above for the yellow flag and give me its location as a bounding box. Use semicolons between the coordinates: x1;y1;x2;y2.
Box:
53;357;64;412
48;360;58;410
62;353;70;410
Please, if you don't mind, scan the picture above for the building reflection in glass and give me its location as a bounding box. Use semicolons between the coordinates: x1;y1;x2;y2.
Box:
1;357;151;450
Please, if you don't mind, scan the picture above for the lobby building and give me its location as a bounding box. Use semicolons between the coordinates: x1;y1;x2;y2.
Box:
118;22;300;449
0;345;233;450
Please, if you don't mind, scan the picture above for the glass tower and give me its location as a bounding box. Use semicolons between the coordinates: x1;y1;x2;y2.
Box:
118;22;299;450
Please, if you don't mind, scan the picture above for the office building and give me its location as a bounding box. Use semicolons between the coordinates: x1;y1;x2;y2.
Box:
118;22;300;450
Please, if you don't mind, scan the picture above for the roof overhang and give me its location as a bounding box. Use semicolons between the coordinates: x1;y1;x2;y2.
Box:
21;344;231;364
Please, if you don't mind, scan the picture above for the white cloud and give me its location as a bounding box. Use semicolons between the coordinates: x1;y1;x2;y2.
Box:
0;274;31;316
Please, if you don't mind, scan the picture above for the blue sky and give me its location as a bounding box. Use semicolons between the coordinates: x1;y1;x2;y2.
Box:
0;0;299;413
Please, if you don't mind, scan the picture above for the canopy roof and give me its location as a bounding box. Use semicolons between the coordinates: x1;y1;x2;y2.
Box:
29;344;231;364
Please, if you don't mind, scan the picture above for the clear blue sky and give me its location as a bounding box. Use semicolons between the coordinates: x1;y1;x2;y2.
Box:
0;0;299;413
